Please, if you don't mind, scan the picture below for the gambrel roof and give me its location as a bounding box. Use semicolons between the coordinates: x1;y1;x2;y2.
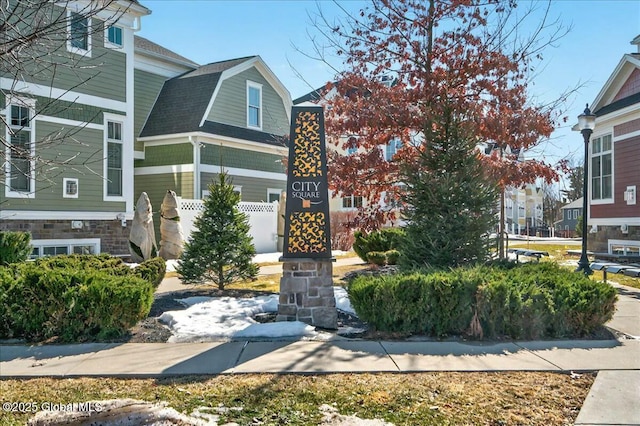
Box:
140;56;291;147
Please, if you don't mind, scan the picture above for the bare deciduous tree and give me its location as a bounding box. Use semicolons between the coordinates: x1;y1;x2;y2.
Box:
1;0;127;197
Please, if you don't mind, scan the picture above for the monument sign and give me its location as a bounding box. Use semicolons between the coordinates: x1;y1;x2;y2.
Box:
277;106;337;329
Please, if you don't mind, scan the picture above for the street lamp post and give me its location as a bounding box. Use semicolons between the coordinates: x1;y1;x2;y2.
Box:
576;104;596;275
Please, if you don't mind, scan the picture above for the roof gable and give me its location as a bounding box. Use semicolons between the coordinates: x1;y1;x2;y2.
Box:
591;54;640;113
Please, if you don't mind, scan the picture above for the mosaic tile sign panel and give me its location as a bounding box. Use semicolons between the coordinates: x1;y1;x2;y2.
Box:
282;106;332;259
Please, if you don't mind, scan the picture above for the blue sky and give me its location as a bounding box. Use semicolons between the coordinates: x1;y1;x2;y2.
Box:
138;0;640;186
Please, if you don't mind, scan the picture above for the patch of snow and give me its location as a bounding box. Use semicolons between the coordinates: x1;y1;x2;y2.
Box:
159;287;358;342
319;404;394;425
334;286;356;315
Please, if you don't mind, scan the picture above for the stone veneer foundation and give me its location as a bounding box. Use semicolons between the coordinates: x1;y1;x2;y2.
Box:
0;219;131;256
277;259;337;329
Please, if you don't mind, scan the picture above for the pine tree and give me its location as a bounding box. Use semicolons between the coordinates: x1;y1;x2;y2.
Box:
399;110;499;270
177;172;258;289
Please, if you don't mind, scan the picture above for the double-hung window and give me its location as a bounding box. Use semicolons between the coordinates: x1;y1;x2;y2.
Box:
106;120;123;197
591;134;612;201
247;81;262;129
5;99;35;197
68;12;90;54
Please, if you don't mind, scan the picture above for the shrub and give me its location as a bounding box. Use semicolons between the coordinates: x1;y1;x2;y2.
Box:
348;263;617;339
0;231;32;265
385;249;400;265
0;254;157;342
353;228;405;262
366;251;387;266
133;257;166;288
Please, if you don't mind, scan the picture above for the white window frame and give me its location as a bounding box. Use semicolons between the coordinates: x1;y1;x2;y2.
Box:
608;239;640;256
267;188;282;203
246;81;262;130
105;24;123;49
590;134;613;204
104;116;125;201
5;96;36;198
63;177;79;198
341;195;363;210
30;238;100;259
67;11;92;56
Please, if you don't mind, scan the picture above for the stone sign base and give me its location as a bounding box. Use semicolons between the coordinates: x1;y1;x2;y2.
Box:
277;258;337;329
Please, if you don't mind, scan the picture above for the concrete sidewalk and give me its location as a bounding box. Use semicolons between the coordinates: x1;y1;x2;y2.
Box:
1;272;638;425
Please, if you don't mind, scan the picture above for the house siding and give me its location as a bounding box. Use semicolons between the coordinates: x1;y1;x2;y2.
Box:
1;120;125;212
135;143;193;167
613;68;640;102
592;135;640;218
9;13;127;102
207;68;289;135
200;173;286;202
200;144;285;174
134;69;167;150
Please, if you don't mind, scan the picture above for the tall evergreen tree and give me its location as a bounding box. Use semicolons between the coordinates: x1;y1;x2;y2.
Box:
177;172;258;289
399;109;499;270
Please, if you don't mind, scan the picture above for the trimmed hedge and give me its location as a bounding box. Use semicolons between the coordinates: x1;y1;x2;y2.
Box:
0;255;164;342
348;262;617;339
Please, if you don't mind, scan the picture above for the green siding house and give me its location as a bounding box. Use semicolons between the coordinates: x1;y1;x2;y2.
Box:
134;56;291;220
1;0;291;257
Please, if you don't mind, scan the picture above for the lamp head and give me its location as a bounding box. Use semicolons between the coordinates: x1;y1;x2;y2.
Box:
578;104;596;131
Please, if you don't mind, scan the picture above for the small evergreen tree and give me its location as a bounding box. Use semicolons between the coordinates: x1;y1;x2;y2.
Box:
177;172;258;289
399;110;499;270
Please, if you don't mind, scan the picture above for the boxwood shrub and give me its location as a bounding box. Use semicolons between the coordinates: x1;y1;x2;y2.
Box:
353;228;405;263
0;254;161;342
348;262;617;339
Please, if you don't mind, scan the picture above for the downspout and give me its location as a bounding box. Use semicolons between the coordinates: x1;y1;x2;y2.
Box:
189;136;201;199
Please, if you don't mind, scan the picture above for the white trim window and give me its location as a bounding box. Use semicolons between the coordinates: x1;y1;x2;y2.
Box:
30;238;100;259
5;97;36;198
247;81;262;130
267;188;281;203
105;25;123;48
591;134;612;202
63;177;79;198
67;11;91;55
342;195;363;209
105;119;124;198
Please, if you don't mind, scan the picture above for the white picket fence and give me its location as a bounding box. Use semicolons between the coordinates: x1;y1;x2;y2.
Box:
178;198;279;253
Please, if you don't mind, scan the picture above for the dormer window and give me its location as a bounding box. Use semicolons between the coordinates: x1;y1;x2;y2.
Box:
247;81;262;130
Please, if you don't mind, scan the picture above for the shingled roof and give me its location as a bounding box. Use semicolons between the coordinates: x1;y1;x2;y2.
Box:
140;56;286;147
134;36;199;68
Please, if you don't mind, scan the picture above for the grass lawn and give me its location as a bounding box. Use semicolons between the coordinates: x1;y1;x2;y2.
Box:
0;372;593;425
